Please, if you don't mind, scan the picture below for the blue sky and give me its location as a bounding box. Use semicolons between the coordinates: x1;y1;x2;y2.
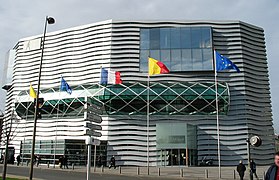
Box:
1;0;279;131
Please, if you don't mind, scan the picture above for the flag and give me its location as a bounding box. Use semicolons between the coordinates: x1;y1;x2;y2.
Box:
215;51;240;73
29;83;37;98
148;57;170;76
60;77;72;94
100;68;122;85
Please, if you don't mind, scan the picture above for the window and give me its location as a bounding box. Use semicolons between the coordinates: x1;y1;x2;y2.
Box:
140;26;213;72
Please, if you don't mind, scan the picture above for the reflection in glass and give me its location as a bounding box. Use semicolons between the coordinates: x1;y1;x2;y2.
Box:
171;28;181;49
160;28;170;49
150;29;160;49
181;28;191;48
140;29;150;50
202;49;213;70
182;49;192;71
140;50;149;72
192;49;203;70
171;50;181;71
161;50;171;69
201;27;211;48
139;26;213;72
191;27;202;48
150;50;160;60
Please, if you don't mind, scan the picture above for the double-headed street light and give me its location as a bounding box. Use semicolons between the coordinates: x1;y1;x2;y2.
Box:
29;16;55;180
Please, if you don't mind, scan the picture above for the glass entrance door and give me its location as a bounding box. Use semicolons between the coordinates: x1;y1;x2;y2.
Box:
167;149;185;166
159;148;197;166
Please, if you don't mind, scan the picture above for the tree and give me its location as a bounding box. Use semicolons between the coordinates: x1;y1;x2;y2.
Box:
1;110;19;180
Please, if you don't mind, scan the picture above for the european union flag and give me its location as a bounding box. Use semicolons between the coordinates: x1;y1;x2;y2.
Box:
60;77;72;94
215;51;240;73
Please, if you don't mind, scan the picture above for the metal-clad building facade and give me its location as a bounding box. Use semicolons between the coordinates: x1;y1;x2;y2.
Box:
2;20;274;166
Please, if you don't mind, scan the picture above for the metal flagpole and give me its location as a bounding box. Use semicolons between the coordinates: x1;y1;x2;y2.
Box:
214;50;221;179
147;67;150;175
54;79;61;168
22;104;28;166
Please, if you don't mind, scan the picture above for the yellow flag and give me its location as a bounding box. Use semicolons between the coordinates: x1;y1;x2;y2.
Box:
148;57;170;76
29;84;37;98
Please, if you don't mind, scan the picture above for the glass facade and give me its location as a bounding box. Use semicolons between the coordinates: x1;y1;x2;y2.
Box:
156;123;197;166
15;82;229;118
140;27;213;72
20;139;107;166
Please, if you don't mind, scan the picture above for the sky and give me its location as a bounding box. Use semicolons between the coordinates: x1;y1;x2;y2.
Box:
0;0;279;131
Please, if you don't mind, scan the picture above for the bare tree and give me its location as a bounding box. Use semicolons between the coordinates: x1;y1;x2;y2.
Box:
1;110;19;180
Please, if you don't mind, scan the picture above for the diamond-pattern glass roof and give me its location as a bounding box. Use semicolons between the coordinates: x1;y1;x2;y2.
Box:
15;82;229;119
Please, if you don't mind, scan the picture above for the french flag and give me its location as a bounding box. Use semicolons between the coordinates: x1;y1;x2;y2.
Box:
100;68;122;85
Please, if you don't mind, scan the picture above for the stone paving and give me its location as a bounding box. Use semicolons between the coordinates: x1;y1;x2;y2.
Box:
6;163;271;180
35;164;270;180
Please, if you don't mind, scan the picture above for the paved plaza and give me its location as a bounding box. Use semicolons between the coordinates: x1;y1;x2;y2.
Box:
4;163;270;180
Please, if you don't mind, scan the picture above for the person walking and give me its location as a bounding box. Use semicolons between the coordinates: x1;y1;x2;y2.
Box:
237;160;246;180
16;154;21;166
63;155;69;169
265;151;279;180
109;155;116;169
97;155;102;167
36;155;41;167
250;159;259;180
33;155;37;166
59;156;63;169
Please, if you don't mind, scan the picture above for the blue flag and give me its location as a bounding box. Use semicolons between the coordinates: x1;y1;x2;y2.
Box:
215;51;240;73
60;77;72;94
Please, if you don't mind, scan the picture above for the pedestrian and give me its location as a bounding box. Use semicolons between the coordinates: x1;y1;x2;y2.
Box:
109;155;116;169
250;159;258;180
36;155;41;167
265;151;279;180
237;160;246;180
59;156;63;169
0;154;4;164
97;155;102;167
33;155;37;166
63;155;68;169
16;154;21;166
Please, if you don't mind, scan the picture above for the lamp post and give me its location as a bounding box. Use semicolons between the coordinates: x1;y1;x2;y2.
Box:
29;16;55;180
246;136;262;180
1;86;12;180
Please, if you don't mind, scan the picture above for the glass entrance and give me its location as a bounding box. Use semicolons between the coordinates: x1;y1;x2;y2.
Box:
159;148;197;166
156;123;197;166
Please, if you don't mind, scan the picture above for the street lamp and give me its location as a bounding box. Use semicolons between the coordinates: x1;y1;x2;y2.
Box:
246;136;262;180
29;16;55;180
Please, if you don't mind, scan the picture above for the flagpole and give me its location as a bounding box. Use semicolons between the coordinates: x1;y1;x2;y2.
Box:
54;78;61;168
214;50;221;179
146;57;169;174
147;64;150;175
22;103;28;166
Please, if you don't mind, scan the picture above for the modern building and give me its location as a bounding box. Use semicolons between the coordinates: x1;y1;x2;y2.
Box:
1;20;274;166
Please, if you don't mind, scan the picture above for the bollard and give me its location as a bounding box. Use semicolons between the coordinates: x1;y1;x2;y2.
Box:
233;169;236;179
119;166;121;174
158;167;160;176
47;161;49;168
205;169;208;179
137;167;140;175
101;165;104;172
263;171;265;180
180;168;183;177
